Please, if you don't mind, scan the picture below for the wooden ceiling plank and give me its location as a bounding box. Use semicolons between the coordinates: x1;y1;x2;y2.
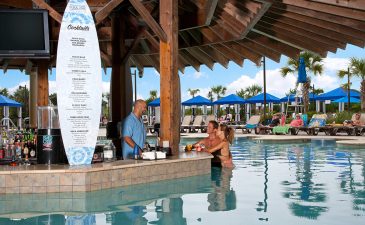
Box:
268;7;365;46
144;55;160;73
186;29;203;46
279;0;365;21
213;44;244;67
130;56;144;72
186;47;215;70
95;0;125;25
246;32;300;60
237;39;281;63
143;30;160;51
216;3;250;27
0;0;33;8
121;28;146;64
253;24;328;57
179;31;193;47
224;42;262;65
179;50;201;71
100;50;112;66
200;45;230;68
310;0;365;10
129;0;167;42
32;0;62;24
264;12;348;49
272;2;365;31
257;19;340;53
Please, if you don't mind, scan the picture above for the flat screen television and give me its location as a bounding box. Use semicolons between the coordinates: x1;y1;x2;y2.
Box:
0;9;50;58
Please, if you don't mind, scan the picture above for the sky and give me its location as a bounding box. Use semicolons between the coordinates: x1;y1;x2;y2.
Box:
0;44;364;101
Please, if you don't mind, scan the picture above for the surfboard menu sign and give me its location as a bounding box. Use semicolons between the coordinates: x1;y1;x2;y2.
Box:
56;0;101;165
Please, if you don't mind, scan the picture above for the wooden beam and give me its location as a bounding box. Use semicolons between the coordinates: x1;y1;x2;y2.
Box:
310;0;365;10
246;32;300;60
238;38;281;63
179;50;201;72
144;55;160;73
95;0;125;25
186;47;215;70
280;0;365;21
263;12;348;49
253;24;328;57
143;30;160;50
32;0;62;24
224;42;262;65
214;43;244;67
200;45;229;68
272;2;365;31
100;50;112;66
130;0;167;42
129;56;144;72
0;0;32;8
121;28;146;64
160;0;180;154
256;19;339;53
269;7;365;47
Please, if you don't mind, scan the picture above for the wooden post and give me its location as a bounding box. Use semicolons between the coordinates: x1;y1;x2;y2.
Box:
110;12;133;158
160;0;180;154
37;61;49;128
29;70;38;129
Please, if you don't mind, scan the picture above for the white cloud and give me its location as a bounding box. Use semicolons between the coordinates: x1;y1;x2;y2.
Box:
312;74;338;91
193;71;207;79
226;69;297;98
182;87;210;101
323;57;349;72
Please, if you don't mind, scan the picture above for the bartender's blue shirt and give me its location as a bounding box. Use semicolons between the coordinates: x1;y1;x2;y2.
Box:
121;113;146;159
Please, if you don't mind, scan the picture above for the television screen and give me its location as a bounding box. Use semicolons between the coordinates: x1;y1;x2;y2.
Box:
0;9;50;58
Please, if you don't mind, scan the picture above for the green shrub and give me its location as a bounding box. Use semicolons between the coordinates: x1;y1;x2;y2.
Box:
327;111;353;124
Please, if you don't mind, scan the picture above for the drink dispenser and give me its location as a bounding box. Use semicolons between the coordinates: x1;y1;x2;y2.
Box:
37;106;68;164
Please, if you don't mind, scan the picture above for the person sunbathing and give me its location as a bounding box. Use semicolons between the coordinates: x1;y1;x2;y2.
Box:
204;124;235;168
290;114;304;127
255;113;281;134
343;113;363;126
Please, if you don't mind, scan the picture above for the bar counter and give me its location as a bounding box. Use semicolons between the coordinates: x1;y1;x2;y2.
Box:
0;151;212;194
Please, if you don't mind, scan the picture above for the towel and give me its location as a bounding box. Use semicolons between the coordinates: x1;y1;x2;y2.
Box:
273;125;290;134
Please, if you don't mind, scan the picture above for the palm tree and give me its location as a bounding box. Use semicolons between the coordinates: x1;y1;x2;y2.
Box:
187;88;200;98
236;89;245;99
281;52;323;113
0;88;9;96
149;90;158;100
245;84;262;99
348;57;365;110
207;91;214;102
211;85;227;100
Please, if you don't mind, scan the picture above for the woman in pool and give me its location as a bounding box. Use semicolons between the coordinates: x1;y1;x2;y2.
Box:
204;124;235;168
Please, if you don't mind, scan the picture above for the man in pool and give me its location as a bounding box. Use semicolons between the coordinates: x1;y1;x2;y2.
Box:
121;99;147;159
194;120;221;149
194;120;222;166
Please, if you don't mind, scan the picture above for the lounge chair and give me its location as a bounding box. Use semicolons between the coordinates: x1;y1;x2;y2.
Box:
325;113;365;136
201;115;216;133
241;115;261;134
189;115;204;133
299;114;327;135
180;115;193;133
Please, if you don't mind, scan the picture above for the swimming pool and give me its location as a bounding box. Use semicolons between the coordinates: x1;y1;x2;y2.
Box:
0;138;364;225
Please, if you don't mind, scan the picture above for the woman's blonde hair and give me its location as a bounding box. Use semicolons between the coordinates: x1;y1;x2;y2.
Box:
219;124;235;144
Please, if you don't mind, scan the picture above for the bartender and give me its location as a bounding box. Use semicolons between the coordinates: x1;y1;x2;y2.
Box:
121;99;147;159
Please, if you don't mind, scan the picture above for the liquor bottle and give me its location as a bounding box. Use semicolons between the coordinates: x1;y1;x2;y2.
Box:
23;145;30;165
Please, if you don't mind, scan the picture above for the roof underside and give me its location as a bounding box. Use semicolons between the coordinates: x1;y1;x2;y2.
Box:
0;0;364;73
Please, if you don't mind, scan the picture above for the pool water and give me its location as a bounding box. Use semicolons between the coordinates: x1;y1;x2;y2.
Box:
0;138;364;225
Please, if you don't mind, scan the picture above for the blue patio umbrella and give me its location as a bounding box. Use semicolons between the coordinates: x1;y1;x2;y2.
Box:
246;93;280;104
333;96;360;103
280;93;318;103
148;98;160;107
315;87;360;101
297;57;307;83
0;94;22;107
213;94;245;105
182;95;212;106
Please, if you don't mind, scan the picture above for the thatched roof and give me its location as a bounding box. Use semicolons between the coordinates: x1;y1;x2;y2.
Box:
1;0;364;72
